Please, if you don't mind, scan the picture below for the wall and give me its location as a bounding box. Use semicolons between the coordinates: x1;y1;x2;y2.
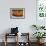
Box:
0;0;36;42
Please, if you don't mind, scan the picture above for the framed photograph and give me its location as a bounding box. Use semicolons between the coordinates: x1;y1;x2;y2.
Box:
36;0;46;26
37;0;46;18
10;8;25;19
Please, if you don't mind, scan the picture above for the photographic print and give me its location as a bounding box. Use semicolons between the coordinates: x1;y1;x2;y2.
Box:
10;8;25;19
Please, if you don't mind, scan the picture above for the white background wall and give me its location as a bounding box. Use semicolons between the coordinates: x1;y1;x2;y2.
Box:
0;0;37;42
0;0;36;34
